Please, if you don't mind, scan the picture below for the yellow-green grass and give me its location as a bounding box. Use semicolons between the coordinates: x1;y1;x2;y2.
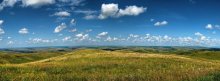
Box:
0;49;220;81
0;51;66;64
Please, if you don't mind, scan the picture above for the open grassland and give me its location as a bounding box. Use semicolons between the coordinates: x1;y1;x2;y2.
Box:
0;49;220;81
0;51;66;64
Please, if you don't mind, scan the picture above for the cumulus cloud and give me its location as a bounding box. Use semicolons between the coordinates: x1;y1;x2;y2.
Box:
0;28;5;35
154;21;168;26
105;36;118;42
0;0;17;11
53;11;71;17
22;0;55;7
97;32;108;38
62;36;71;41
18;28;29;34
75;33;89;41
118;6;146;17
205;24;213;30
0;0;17;7
0;20;4;25
54;23;67;33
5;30;220;47
75;33;83;37
129;34;139;38
98;3;146;19
0;20;4;35
195;32;203;36
195;32;206;41
98;3;119;19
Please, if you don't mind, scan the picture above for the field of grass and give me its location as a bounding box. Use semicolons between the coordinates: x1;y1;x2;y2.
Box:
0;51;66;64
0;47;220;81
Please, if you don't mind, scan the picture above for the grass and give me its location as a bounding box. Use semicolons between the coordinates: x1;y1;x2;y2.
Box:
0;51;66;64
114;47;220;60
196;72;220;81
0;49;220;81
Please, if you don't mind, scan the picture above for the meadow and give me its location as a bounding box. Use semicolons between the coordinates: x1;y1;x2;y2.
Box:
0;47;220;81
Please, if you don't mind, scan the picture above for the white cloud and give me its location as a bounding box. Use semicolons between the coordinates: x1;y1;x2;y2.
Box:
75;33;89;41
75;33;83;37
28;38;52;43
154;21;168;26
129;34;139;38
69;28;77;32
19;28;29;34
96;32;109;39
98;32;108;37
54;11;71;17
58;0;84;6
0;20;4;25
0;0;17;7
200;36;206;41
98;3;146;19
0;0;17;11
0;28;5;35
179;37;193;42
22;0;55;7
86;29;92;32
105;36;118;42
118;5;146;17
54;23;67;33
195;32;203;36
205;24;213;30
7;37;11;39
62;36;71;41
7;41;14;45
70;19;76;25
98;3;119;19
195;32;206;41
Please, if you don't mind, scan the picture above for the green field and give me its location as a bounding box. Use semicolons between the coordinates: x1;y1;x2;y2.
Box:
0;47;220;81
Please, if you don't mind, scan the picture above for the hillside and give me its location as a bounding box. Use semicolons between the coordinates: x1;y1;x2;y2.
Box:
0;49;220;81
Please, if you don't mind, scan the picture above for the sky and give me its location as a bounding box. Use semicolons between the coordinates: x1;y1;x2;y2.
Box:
0;0;220;48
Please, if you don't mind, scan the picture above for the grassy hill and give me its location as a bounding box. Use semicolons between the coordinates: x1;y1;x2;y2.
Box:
0;51;67;64
0;48;220;81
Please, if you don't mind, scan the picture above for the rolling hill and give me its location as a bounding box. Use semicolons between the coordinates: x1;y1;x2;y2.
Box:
0;48;220;81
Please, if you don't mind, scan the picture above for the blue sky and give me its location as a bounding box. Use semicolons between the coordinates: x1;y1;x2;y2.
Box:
0;0;220;48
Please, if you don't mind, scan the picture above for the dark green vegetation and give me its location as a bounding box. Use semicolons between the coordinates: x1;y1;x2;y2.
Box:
0;46;220;81
99;46;220;60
